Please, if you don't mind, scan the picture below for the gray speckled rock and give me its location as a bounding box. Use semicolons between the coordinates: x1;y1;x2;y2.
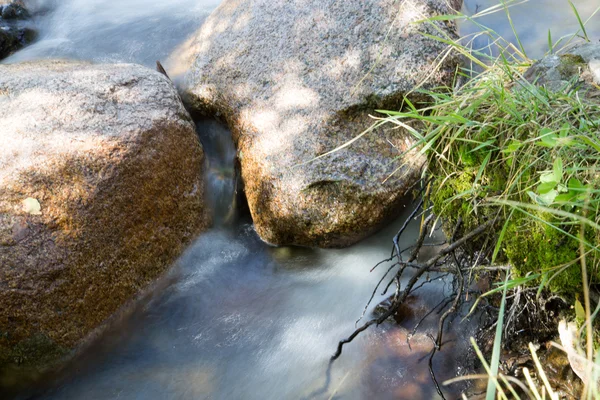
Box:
0;60;209;369
173;0;462;248
524;43;600;92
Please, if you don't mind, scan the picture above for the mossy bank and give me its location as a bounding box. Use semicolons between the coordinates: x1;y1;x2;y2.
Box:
384;42;600;298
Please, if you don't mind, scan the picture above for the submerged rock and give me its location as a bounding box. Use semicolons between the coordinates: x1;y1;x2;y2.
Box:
0;61;210;369
0;25;35;59
0;0;35;60
173;0;462;248
1;3;29;20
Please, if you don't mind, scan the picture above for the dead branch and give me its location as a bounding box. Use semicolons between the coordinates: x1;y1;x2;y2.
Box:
331;217;495;361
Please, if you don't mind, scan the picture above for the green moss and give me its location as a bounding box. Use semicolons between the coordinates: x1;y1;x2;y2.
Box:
432;167;593;295
430;166;505;240
430;165;593;296
503;215;583;294
0;333;68;367
557;54;586;80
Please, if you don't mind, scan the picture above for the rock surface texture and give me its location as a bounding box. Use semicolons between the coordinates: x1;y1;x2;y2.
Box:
0;0;35;60
0;61;209;368
524;43;600;92
174;0;462;248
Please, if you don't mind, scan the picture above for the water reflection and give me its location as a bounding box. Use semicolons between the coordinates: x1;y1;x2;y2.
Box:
460;0;600;59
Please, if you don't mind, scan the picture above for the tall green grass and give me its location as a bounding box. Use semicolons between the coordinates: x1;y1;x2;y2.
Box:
379;1;600;397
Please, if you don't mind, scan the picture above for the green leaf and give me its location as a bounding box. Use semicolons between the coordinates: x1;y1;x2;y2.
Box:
527;190;541;204
568;178;584;190
537;129;559;147
485;273;510;400
537;181;558;194
414;14;463;22
575;299;586;322
540;135;558;147
470;140;496;153
528;190;557;206
574;134;600;152
553;157;564;182
569;0;590;42
540;172;557;183
502;139;522;154
492;210;514;264
539;189;558;205
555;191;577;203
474;151;492;187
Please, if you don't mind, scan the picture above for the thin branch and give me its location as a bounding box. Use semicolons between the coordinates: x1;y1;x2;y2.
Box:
331;218;495;361
357;262;399;325
392;198;424;259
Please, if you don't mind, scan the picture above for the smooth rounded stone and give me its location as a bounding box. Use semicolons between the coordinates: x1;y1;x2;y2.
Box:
0;60;210;369
172;0;463;248
524;43;600;92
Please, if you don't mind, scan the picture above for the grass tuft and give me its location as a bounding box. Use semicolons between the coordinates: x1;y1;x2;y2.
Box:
380;1;600;397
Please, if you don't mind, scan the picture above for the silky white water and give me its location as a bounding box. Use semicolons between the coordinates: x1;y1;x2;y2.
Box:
3;0;220;66
6;0;596;398
15;118;472;399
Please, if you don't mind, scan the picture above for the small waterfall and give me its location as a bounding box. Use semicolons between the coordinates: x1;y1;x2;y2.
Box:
196;119;240;226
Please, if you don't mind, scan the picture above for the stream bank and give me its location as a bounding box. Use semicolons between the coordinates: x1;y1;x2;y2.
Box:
2;0;599;398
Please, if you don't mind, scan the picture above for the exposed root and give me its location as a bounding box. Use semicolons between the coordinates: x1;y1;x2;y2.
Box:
331;197;497;398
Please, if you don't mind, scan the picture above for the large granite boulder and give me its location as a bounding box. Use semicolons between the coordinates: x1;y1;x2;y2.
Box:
173;0;462;248
0;60;210;369
0;0;35;60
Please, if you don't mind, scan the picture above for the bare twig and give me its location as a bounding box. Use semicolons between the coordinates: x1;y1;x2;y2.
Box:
331;218;495;361
392;198;424;260
357;262;399;326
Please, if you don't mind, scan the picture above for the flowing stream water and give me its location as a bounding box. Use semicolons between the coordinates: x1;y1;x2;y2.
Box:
460;0;600;59
2;0;599;399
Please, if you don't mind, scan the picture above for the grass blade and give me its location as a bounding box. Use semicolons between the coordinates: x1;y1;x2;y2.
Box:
486;272;510;399
568;0;589;42
501;0;527;58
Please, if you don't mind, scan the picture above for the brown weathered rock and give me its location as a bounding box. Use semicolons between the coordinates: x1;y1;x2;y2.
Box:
173;0;462;248
0;60;209;368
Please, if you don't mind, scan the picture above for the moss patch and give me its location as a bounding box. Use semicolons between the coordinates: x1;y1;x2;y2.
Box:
389;49;600;298
557;54;586;80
